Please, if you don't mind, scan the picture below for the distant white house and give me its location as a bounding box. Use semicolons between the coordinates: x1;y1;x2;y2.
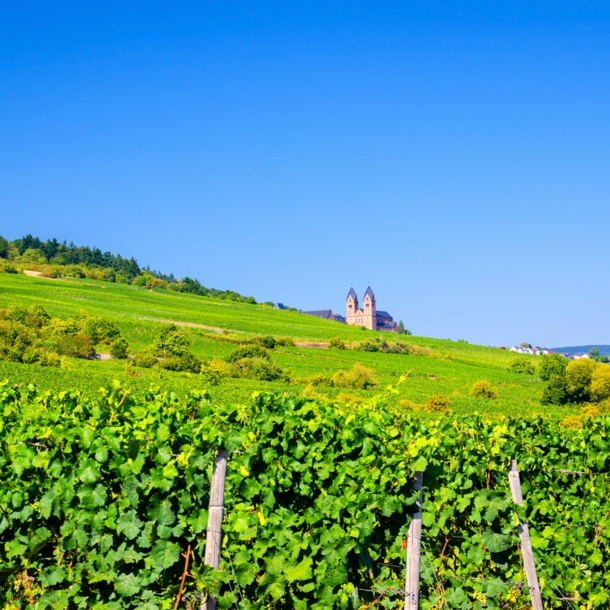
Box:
509;346;549;356
571;353;591;360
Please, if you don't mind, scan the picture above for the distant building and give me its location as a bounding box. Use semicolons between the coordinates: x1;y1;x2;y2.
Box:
346;286;398;332
304;286;397;332
304;309;338;320
274;303;286;310
509;346;549;356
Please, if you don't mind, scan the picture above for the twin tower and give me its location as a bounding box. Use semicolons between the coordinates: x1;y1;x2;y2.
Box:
346;286;398;332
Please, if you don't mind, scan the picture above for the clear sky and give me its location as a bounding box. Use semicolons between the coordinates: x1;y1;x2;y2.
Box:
1;1;609;347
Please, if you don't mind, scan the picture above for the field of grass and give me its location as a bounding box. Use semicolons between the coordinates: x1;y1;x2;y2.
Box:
0;272;573;417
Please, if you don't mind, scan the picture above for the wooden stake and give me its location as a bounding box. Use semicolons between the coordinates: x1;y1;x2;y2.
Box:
508;460;544;610
404;471;423;610
202;449;228;610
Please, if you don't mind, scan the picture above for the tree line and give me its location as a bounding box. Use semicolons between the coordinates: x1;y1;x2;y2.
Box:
0;233;257;304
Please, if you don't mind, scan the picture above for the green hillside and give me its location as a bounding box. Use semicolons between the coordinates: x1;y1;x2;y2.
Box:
0;272;561;417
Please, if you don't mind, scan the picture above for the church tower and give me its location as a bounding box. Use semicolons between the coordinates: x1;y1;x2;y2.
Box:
362;286;376;330
346;287;358;325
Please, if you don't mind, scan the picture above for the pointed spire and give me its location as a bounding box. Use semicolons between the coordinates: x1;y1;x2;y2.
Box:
364;286;375;299
347;287;357;301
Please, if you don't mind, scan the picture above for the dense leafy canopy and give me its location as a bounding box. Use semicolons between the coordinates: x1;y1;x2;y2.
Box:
1;382;610;608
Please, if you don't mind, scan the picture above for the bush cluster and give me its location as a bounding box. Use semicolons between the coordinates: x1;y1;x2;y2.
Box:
222;345;289;382
0;305;131;367
354;338;440;358
225;344;272;363
132;334;290;381
541;354;610;406
328;337;346;350
332;363;378;390
132;325;201;373
49;311;129;360
470;380;498;400
508;356;536;375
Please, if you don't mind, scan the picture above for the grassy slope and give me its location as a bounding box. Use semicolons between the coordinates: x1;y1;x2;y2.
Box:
0;273;570;417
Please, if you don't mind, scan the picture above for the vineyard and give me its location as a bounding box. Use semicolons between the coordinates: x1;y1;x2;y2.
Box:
0;273;569;416
1;380;609;609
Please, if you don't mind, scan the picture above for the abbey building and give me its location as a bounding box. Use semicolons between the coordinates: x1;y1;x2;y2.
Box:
304;286;398;332
346;286;398;332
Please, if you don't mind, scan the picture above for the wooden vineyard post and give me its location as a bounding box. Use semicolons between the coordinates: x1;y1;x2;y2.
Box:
202;449;228;610
404;471;423;610
508;460;544;610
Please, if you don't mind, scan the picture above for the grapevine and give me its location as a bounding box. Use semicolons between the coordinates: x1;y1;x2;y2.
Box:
1;381;609;608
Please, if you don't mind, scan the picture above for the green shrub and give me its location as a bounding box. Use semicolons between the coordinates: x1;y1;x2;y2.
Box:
0;260;18;273
387;342;408;354
226;345;271;363
275;336;296;347
422;395;451;413
399;399;418;411
566;359;596;403
131;275;147;287
328;337;346;350
101;268;116;282
233;357;288;382
255;335;276;349
35;349;62;367
152;324;191;358
133;350;158;368
470;380;497;399
541;375;569;406
591;364;610;402
53;334;95;359
27;304;51;328
0;322;30;355
406;344;436;358
81;315;121;344
157;353;201;373
20;248;47;264
332;363;378;390
110;337;129;359
47;316;80;337
157;357;183;371
200;359;237;385
179;353;202;373
539;353;568;381
206;358;239;379
360;341;380;352
508;356;536;375
0;320;40;363
62;265;86;278
6;304;30;325
304;373;332;387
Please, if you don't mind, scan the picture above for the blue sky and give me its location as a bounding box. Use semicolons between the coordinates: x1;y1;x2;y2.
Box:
1;1;609;346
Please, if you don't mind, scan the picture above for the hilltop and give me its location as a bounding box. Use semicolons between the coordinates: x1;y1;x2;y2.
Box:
550;345;610;357
0;271;562;418
0;233;261;304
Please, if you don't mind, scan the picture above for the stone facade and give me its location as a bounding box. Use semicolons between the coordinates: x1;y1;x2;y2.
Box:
345;286;398;332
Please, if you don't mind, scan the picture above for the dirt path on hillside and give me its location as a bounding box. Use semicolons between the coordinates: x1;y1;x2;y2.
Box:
136;318;330;347
135;316;239;334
